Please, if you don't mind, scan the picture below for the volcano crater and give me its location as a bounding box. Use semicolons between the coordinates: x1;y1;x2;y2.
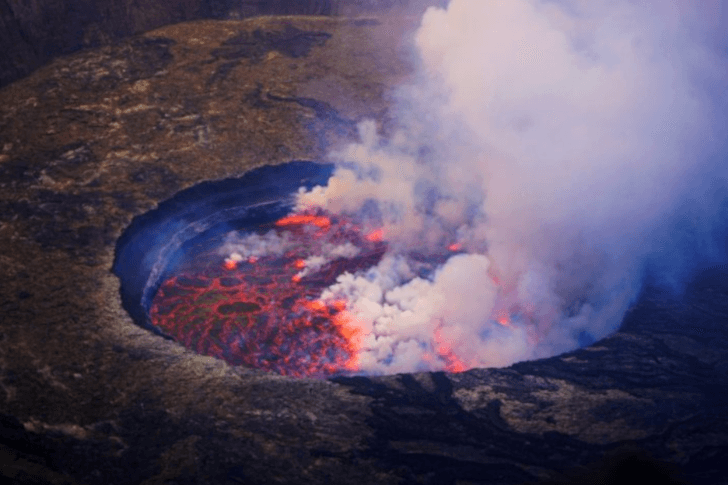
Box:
2;13;727;485
114;161;382;377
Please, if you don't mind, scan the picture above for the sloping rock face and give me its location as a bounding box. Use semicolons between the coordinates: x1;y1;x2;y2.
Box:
0;0;226;87
0;0;444;88
0;14;726;485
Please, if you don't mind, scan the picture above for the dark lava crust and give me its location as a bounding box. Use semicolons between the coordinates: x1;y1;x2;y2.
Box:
1;11;727;485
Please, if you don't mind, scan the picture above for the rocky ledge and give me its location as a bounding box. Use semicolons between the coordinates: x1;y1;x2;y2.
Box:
0;14;726;485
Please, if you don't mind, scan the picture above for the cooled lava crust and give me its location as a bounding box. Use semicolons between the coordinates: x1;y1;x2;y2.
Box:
150;212;386;377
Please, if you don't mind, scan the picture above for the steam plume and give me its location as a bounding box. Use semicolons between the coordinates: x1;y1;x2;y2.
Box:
297;0;728;374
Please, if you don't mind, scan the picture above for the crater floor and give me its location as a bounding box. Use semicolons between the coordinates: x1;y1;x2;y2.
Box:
1;14;726;485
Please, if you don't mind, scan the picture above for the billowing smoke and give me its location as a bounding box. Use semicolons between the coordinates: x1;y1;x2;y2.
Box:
293;0;728;374
221;230;296;262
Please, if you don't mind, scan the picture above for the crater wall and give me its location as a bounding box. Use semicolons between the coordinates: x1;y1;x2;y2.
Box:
0;0;446;87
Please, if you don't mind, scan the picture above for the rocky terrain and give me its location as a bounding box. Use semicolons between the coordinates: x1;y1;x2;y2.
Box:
0;11;727;485
0;0;444;88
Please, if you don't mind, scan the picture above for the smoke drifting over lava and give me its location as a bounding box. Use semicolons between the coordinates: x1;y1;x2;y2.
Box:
291;0;728;374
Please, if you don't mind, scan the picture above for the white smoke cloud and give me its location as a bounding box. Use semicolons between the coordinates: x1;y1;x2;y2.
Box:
293;243;361;279
301;0;728;374
219;230;295;260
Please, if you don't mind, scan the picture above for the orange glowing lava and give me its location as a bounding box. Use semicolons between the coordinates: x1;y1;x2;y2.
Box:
150;209;518;377
364;228;384;242
149;210;385;377
496;311;511;327
275;214;331;228
433;325;467;373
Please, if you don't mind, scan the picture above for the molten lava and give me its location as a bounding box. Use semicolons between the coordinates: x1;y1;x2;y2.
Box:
364;228;384;242
150;211;385;377
150;208;520;377
275;213;332;228
433;325;468;373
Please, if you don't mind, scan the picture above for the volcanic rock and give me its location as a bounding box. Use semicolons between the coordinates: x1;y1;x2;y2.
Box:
0;10;726;485
0;0;446;88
